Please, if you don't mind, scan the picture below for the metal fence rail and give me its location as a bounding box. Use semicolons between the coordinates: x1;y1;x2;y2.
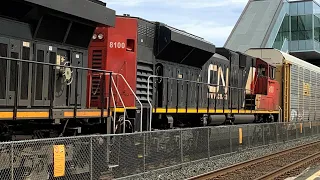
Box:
0;121;319;180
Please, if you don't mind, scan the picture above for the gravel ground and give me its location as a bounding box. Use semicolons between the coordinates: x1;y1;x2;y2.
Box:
118;135;320;180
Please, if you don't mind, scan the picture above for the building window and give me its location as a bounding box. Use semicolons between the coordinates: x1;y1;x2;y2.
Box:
273;15;290;50
291;15;312;41
314;15;320;42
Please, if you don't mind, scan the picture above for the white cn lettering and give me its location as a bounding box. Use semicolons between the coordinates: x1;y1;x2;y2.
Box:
207;64;229;99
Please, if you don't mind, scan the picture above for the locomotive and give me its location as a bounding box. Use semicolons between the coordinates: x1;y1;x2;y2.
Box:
87;15;281;133
0;0;116;141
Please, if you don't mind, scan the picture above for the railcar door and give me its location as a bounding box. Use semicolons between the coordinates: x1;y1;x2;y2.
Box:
0;37;9;106
19;41;33;107
32;44;53;107
70;51;85;108
7;39;21;106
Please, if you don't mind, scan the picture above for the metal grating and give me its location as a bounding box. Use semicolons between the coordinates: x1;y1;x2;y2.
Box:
91;50;103;100
136;61;153;103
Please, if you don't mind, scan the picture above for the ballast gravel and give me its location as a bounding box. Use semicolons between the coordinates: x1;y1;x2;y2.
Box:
119;135;320;180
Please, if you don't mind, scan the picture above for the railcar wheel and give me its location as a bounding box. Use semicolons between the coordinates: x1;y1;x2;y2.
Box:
268;114;275;123
200;116;208;126
115;115;133;134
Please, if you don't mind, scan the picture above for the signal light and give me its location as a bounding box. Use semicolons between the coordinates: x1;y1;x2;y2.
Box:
98;34;104;40
92;34;97;40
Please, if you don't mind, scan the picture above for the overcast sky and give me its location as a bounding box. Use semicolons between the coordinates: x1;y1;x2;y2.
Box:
103;0;320;47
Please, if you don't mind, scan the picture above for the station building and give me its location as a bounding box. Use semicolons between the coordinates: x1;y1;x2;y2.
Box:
225;0;320;66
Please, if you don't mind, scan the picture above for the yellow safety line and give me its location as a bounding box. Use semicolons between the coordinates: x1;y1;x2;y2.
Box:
0;112;49;119
0;111;110;119
152;108;279;114
64;111;109;118
111;107;278;114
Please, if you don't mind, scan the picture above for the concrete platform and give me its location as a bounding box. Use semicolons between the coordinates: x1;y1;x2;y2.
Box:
288;163;320;180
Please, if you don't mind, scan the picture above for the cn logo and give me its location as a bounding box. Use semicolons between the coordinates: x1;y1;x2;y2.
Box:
269;86;274;93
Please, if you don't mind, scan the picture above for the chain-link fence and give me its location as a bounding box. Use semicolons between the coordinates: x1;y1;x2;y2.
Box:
0;121;320;180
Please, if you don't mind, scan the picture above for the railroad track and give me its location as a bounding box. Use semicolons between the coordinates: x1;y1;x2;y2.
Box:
188;141;320;180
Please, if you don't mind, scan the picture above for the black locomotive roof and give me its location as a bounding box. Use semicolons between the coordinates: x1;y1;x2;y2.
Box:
22;0;116;26
0;0;116;48
155;23;215;68
212;53;229;62
163;24;215;52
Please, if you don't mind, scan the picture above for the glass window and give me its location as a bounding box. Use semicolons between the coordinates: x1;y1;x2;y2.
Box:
305;1;313;14
258;65;266;77
291;16;298;31
306;30;312;39
283;16;289;32
297;16;304;30
298;2;305;15
305;15;313;30
314;2;320;14
292;32;299;41
291;15;312;41
299;31;306;40
273;15;290;50
269;67;276;79
290;3;298;15
314;15;320;42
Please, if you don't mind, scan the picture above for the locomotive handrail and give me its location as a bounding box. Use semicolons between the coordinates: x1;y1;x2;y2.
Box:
110;87;117;134
112;74;143;132
147;75;256;131
0;56;114;73
0;55;116;121
90;71;143;132
111;77;127;133
279;106;283;122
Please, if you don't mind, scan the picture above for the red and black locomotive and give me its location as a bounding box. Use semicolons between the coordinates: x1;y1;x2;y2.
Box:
88;15;280;133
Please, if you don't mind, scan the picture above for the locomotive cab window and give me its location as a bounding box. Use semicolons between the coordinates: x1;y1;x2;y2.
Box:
126;39;135;52
269;66;276;79
177;69;183;79
257;65;266;77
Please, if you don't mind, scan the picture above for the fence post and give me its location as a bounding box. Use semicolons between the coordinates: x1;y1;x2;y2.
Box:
262;125;265;145
180;130;183;163
143;133;146;177
276;123;279;143
310;121;312;136
207;127;210;160
11;142;13;180
286;123;289;141
90;137;93;180
296;123;298;139
229;126;232;153
304;121;306;137
247;125;250;148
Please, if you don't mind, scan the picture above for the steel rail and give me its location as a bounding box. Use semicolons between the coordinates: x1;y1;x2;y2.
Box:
256;152;320;180
188;140;320;180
